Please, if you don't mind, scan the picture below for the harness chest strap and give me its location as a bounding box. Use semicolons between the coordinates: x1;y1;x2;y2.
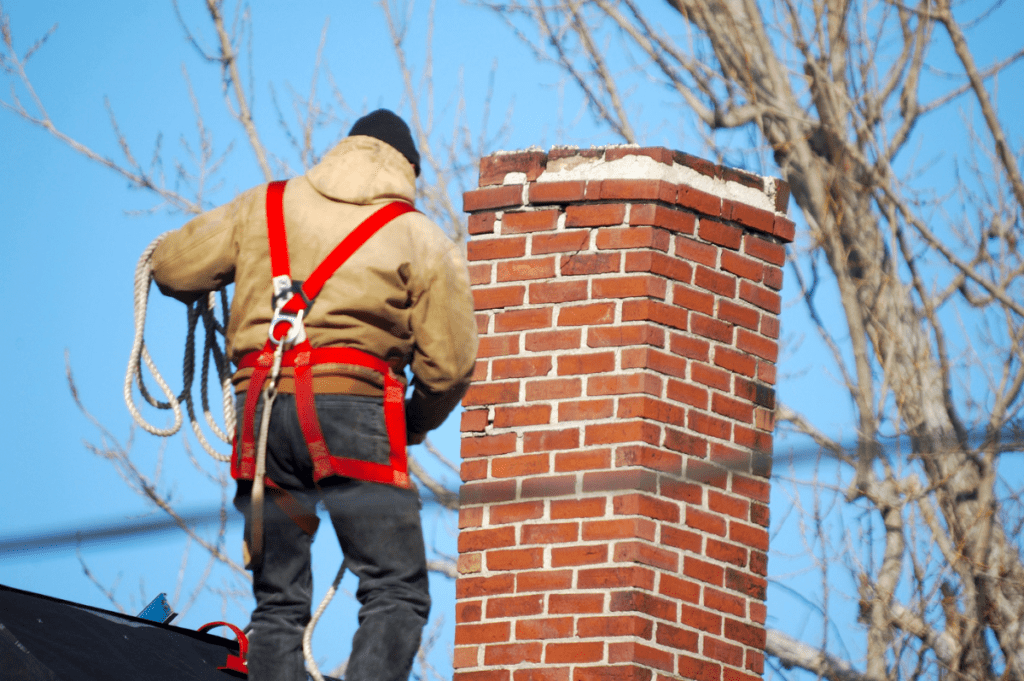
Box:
232;180;417;489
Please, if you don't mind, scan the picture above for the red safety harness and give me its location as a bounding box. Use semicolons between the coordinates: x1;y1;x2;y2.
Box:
231;180;416;489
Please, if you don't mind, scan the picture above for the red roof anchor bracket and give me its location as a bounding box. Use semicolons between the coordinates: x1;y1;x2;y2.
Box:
197;621;249;676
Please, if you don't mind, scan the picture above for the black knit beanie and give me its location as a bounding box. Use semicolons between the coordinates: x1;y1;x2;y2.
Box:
348;109;421;177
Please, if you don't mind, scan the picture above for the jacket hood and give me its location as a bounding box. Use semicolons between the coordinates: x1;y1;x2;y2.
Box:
306;136;417;205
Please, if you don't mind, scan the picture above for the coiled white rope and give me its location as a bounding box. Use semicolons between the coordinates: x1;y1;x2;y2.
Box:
304;565;345;681
125;233;235;461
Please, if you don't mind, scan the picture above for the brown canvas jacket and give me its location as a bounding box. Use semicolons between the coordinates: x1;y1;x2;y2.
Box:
150;136;478;437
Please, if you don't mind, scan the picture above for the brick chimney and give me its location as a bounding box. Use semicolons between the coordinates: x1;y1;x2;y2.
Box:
456;146;793;681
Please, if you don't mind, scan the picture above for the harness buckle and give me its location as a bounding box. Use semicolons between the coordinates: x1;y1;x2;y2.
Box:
269;306;306;345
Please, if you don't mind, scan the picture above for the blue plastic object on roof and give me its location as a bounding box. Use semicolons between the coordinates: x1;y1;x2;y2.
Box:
137;592;176;624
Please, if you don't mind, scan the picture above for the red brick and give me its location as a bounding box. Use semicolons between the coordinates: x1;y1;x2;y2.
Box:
558;302;616;326
493;404;550;428
479;150;547;185
622;348;686;378
484;642;542;665
476;313;490;335
453;646;478;670
551;543;609;567
629;203;697;234
690;362;731;391
694;266;736;297
502;209;560;233
622;299;688;331
773;215;796;242
736;328;778;362
613;541;680;571
464;185;524;212
558;399;614;422
523;428;580;452
720;250;764;282
671;284;714;316
584;420;662;446
698;219;741;249
670;333;710;361
560;252;621;276
545;641;604;664
582;513;658;542
690;314;734;344
704;587;746;616
758;361;776;385
725;568;766;599
659;573;701;604
764;264;783;290
743;234;785;266
595;178;660;200
493;356;553;380
478;334;519;358
468;236;526;261
455;670;510;681
608;590;676;623
577;565;656;591
573;665;654;681
460;506;484;529
494;307;552;332
656;623;699;652
487;547;544;571
525;328;582;351
678;656;722;681
530;280;588;304
596;226;671;251
516;570;574;593
587;372;662;397
525;377;582;401
489;501;545;525
625;250;693;282
558;352;616;375
606;146;674;164
703;636;743;667
712;393;754;423
460;479;517;505
717;300;760;332
613;493;680;523
675;184;723;216
521;475;576;499
749;599;767;624
608;641;674;672
730;521;769;551
468;284;520;311
528;181;586;204
665;429;709;458
593;275;667;300
661;525;702;553
726;201;775;234
469;212;497;235
460;458;487;481
468;262;492;285
461;409;488;433
579;615;654;639
549;593;606;614
516;616;575;640
566;203;627;227
616;395;686;426
521;521;579;544
457;600;482;623
497;257;557;282
492;454;550;478
513;670;570;681
459;526;516;552
550;498;606;519
457;574;515;599
455;620;512;645
675;236;718;268
686;507;727;537
750;502;769;527
462;432;517;457
667;379;708;409
708;491;750;521
533;230;590;254
614;445;683;474
588;325;665;348
685;555;725;586
555;448;613;472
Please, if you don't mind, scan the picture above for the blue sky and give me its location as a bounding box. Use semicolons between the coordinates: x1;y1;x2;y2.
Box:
2;0;1022;678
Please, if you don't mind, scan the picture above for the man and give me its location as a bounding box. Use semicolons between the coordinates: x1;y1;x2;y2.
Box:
150;109;478;681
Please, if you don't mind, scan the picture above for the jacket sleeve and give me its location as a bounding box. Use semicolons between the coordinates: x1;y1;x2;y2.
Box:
149;192;250;304
405;239;478;440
